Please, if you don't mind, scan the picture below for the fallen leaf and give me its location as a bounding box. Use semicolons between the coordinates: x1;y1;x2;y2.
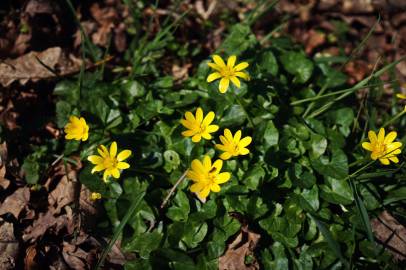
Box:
23;204;75;243
24;245;38;270
0;47;82;87
371;211;406;261
0;218;19;270
0;187;30;219
305;29;326;54
219;226;260;270
0;142;10;189
62;242;89;270
48;171;79;214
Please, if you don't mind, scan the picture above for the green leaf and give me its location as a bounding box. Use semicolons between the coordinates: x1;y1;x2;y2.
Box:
124;231;163;258
311;148;348;179
257;50;278;76
220;24;257;55
55;101;71;128
280;51;314;83
244;164;265;190
309;133;327;159
181;222;208;248
300;185;319;211
166;191;190;222
320;177;353;205
261;243;289;270
264;120;279;148
22;156;40;185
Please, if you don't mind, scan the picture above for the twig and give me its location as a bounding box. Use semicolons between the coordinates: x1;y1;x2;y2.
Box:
160;169;189;209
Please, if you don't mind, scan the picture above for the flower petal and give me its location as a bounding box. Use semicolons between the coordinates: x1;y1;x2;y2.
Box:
180;119;195;129
239;148;250;155
91;164;105;173
202;111;215;126
234;71;249;80
206;125;219;133
198;186;211;199
389;156;399;163
88;155;104;164
192;134;202;142
103;170;110;182
239;136;252;148
191;159;205;174
182;130;196;137
396;93;406;99
111;168;120;178
211;183;221;192
234;62;249;71
190;182;205;193
109;142;117;157
230;76;241;88
213;55;226;68
234;130;242;143
201;132;212;140
203;156;212;170
216;172;231;184
117;162;130;169
384;131;397;144
227;55;236;67
208;62;221;71
117;150;132;161
362;142;372;151
368;131;377;144
379;158;390;165
224;129;233;141
220;152;232;160
212;159;223;173
195;107;203;123
207;72;222;82
98;145;109;158
377;128;385;142
185;111;195;122
219;78;230;93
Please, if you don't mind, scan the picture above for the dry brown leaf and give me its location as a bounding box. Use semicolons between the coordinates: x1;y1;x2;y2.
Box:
24;245;38;270
62;242;89;270
219;226;260;270
305;30;326;54
0;47;81;87
48;171;79;214
195;0;217;20
0;187;30;219
0;142;10;189
371;211;406;261
0;218;19;270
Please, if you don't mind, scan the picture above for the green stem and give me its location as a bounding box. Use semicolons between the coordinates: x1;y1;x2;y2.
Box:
345;160;376;181
233;92;254;128
95;191;145;270
382;110;406;128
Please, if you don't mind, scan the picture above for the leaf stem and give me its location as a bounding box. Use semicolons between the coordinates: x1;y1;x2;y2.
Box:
160;169;189;209
95;191;145;270
232;92;255;128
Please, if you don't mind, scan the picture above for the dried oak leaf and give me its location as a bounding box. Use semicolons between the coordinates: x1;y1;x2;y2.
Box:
0;47;81;87
0;187;30;219
62;242;90;270
48;171;79;215
219;226;260;270
22;206;74;243
0;142;10;189
0;218;19;270
371;211;406;261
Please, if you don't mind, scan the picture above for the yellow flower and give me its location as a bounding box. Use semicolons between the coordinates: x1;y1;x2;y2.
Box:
87;141;132;182
187;155;231;200
181;107;219;143
215;129;252;160
362;128;402;165
64;116;89;141
396;93;406;99
207;55;249;93
90;192;102;201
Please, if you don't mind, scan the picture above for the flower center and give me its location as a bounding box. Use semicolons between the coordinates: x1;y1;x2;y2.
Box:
220;67;234;78
373;142;387;157
103;156;118;169
198;124;207;134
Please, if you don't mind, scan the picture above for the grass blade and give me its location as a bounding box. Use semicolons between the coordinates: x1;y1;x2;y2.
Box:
95;191;146;270
349;180;374;242
308;213;349;268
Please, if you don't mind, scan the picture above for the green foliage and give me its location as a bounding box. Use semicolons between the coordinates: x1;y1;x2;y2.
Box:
33;7;405;270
